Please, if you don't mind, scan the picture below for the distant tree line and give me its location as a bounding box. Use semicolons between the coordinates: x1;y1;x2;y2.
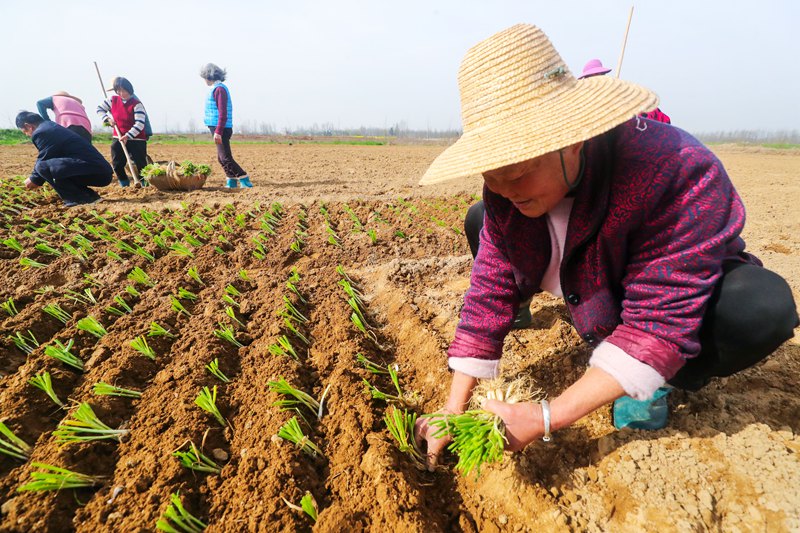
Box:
694;129;800;144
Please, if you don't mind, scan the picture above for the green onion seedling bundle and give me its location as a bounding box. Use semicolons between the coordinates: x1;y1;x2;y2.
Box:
170;242;195;258
53;402;128;444
362;365;419;407
76;316;107;338
128;266;156;287
282;492;319;522
170;296;191;317
28;371;65;407
277;416;322;456
34;241;61;257
156;491;207;533
20;257;47;269
17;463;103;492
173;442;222;474
356;353;389;374
130;335;157;359
224;306;245;328
2;237;23;253
0;421;32;461
44;339;83;371
187;266;203;285
93;382;142;398
205;358;230;383
195;386;226;426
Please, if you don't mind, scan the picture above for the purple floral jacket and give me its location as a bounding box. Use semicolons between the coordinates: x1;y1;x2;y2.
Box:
450;118;759;379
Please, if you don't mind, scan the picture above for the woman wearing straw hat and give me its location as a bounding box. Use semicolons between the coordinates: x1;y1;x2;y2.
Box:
36;91;93;143
415;24;798;468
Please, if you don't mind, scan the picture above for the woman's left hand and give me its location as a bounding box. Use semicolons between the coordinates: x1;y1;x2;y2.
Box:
119;135;129;145
213;133;222;145
483;400;544;451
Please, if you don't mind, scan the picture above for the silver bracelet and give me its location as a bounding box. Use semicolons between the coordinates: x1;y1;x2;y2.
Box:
540;400;552;442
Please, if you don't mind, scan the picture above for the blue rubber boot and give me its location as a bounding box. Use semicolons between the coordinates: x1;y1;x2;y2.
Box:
225;178;238;189
118;179;130;188
238;176;253;188
613;386;672;430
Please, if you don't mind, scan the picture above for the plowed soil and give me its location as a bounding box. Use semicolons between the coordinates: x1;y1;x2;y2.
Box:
0;142;798;532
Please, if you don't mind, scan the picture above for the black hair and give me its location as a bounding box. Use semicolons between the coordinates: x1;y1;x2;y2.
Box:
15;111;44;129
112;77;135;94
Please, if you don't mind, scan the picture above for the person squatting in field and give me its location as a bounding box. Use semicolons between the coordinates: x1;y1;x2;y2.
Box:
16;111;112;207
414;24;799;467
36;91;93;143
200;63;253;189
96;76;149;188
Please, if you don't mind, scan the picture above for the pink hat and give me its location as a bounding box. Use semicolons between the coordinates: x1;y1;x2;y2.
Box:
578;59;612;79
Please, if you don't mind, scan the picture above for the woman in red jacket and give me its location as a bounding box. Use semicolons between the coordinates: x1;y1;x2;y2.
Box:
415;24;797;469
96;77;149;188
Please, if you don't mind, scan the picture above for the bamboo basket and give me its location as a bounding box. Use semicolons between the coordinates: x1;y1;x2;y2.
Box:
148;161;209;191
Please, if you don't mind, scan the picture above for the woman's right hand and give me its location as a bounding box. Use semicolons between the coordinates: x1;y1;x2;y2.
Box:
213;133;222;145
414;410;454;471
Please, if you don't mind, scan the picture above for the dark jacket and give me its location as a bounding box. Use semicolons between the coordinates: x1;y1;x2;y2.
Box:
29;122;112;185
449;118;759;380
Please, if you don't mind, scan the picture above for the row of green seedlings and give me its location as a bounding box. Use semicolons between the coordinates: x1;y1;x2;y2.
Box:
319;202;342;248
0;176;55;221
266;267;310;361
336;265;381;346
288;205;309;254
250;202;283;260
342;203;383;244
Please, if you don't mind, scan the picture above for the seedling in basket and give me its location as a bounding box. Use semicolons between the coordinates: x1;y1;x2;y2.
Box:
44;339;83;371
93;382;142;398
28;371;65;407
205;358;231;383
156;491;207;533
173;441;222;474
0;421;32;461
10;330;39;354
195;386;226;426
53;402;128;443
277;416;322;457
76;316;107;338
17;463;103;492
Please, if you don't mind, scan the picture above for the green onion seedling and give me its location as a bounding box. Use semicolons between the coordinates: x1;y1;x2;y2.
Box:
170;242;195;258
187;266;203;285
213;323;243;348
148;322;176;338
177;288;198;302
277;416;322;457
268;378;329;420
170;296;191;317
195;386;226;426
10;330;39;354
205;359;230;383
53;403;128;443
93;382;142;398
128;266;156;287
28;371;64;407
1;297;19;316
155;491;207;533
0;421;32;461
268;335;299;360
224;306;245;328
427;410;506;478
356;353;389;374
35;242;62;257
76;316;107;338
2;237;23;253
20;257;47;269
384;406;426;468
44;339;83;371
173;442;222;474
17;463;102;492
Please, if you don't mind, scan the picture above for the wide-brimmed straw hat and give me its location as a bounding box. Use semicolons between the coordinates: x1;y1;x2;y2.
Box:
419;24;658;185
578;58;612;79
53;91;82;104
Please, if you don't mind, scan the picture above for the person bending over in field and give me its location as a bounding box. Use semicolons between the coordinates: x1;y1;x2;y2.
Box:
16;111;112;207
36;91;93;143
200;63;253;189
96;77;149;188
414;24;798;469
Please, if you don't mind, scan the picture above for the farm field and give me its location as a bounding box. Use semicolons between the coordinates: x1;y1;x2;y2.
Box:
0;142;798;532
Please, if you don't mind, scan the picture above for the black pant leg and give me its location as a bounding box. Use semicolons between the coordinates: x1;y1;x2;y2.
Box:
127;141;148;179
33;160;101;203
465;200;485;259
110;140;128;181
669;262;799;390
212;127;246;178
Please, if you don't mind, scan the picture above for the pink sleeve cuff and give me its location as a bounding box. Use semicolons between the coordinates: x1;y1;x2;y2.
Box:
448;357;500;379
589;341;665;400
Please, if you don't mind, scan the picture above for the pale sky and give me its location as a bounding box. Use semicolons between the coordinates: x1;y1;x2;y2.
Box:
2;0;797;135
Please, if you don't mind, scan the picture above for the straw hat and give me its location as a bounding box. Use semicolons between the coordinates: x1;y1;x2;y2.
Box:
420;24;659;185
53;91;82;104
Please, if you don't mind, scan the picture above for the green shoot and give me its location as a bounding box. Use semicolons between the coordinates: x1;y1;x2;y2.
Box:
93;382;142;398
277;417;322;456
170;242;195;258
177;288;198;302
41;302;71;324
28;371;64;407
131;335;156;359
384;406;426;468
156;491;207;533
238;269;250;281
1;297;19;316
268;378;328;420
17;463;102;492
125;285;141;298
224;284;241;298
362;366;417;406
64;288;96;306
44;339;83;371
224;306;245;328
221;294;239;308
282;492;319;522
195;386;226;426
0;421;32;461
2;237;23;253
170;296;191;317
281;296;308;324
76;316;107;338
283;318;309;345
53;403;128;443
113;295;133;313
148;322;176;338
20;257;47;269
128;266;156;287
213;323;243;348
205;358;231;383
10;330;39;354
33;285;55;295
428;410;506;477
187;266;203;285
268;335;299;360
367;228;378;244
173;442;222;474
356;353;389;374
107;250;122;261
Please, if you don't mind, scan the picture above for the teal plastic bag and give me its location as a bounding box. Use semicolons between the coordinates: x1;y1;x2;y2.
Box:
613;386;672;430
